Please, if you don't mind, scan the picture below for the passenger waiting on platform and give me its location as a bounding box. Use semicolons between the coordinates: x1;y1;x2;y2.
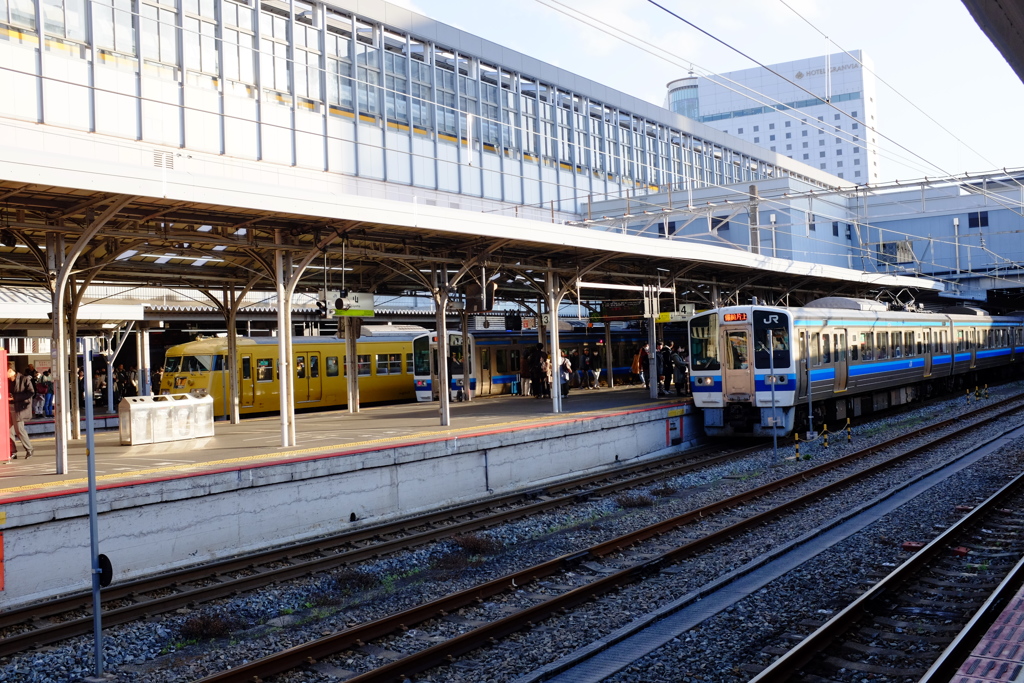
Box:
31;368;46;417
8;365;34;459
660;342;673;395
569;349;581;388
528;343;549;399
671;343;689;397
655;341;667;396
588;349;602;389
518;348;531;397
539;350;552;399
41;370;54;417
578;348;591;388
559;350;573;398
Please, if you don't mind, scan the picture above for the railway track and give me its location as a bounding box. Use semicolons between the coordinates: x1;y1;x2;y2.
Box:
0;442;753;657
187;395;1024;682
749;470;1024;682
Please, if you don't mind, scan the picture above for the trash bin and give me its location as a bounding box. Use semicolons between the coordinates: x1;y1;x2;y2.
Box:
119;393;215;446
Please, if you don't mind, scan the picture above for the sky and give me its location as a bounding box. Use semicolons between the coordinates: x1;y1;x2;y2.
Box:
388;0;1024;183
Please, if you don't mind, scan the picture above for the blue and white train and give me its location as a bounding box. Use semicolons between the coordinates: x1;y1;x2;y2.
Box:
689;297;1024;437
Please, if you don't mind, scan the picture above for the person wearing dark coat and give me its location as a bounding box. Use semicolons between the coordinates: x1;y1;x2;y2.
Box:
7;366;34;459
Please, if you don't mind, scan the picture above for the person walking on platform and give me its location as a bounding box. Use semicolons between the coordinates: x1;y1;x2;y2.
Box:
634;343;649;388
7;365;34;459
589;348;603;389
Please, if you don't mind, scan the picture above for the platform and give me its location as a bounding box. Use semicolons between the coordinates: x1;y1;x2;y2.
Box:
0;386;691;504
0;386;698;608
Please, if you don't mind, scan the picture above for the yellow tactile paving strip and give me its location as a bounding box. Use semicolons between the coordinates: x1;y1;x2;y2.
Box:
0;389;679;502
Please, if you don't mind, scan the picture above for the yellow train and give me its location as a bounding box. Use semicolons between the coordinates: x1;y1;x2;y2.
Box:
159;325;429;416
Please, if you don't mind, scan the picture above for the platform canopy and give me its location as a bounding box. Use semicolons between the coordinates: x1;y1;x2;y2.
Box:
0;287;145;331
0;177;942;313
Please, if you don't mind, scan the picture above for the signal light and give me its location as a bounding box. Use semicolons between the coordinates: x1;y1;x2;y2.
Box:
316;300;328;318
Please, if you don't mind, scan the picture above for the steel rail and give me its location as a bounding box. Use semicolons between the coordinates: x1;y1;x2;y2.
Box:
0;443;745;656
190;397;1024;683
749;470;1024;682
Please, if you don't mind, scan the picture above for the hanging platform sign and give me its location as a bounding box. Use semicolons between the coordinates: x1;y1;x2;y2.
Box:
333;292;375;317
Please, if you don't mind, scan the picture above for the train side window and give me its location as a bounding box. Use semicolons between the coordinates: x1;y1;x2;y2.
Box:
213;355;226;371
956;330;964;352
849;333;859;361
811;333;821;366
877;332;888;360
893;333;903;358
495;349;507;374
241;357;251;380
296;356;306;379
821;335;831;364
406;353;414;374
510;349;520;373
256;358;273;381
326;356;339;377
837;333;846;361
376;354;402;374
309;355;319;378
860;332;873;360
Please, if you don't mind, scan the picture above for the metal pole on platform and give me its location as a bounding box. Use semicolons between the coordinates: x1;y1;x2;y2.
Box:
461;310;472;402
275;234;291;448
227;289;241;424
435;283;451;426
344;316;359;414
647;285;659;400
137;327;151;397
547;263;561;414
604;322;614;389
83;338;105;679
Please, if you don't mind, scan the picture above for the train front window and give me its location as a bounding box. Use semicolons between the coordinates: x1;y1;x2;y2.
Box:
726;331;749;369
182;355;213;372
413;336;431;376
164;356;181;373
689;313;721;371
753;310;790;369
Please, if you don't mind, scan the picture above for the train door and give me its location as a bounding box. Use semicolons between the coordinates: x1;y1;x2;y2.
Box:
721;328;754;399
240;354;255;407
923;330;932;376
294;355;309;402
833;331;848;392
797;331;809;399
308;352;322;401
479;348;492;395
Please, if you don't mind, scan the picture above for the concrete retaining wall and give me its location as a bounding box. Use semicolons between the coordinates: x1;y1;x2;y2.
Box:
1;404;700;608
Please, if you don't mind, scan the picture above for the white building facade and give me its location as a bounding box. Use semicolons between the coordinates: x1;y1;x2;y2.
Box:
667;51;881;184
0;0;847;218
